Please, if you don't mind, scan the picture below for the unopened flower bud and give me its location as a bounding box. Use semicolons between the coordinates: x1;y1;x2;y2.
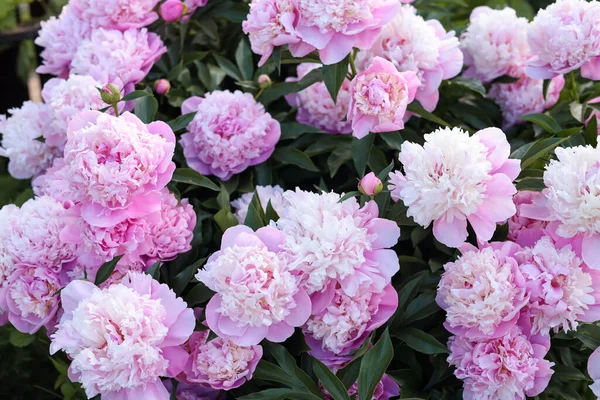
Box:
258;74;272;89
160;0;188;22
358;172;383;196
100;83;121;105
155;79;171;95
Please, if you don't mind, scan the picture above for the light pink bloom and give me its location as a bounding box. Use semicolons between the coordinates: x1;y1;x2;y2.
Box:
50;272;195;400
447;322;554;400
180;91;280;181
304;283;397;354
231;185;287;223
348;57;420;138
277;189;400;297
389;127;520;248
285;63;352;134
71;0;159;30
182;331;262;390
520;145;600;270
46;111;175;228
357;4;462;112
35;4;90;77
358;172;383;196
41;75;107;150
155;79;171;95
508;191;549;247
461;6;531;83
527;0;600;80
589;347;600;396
1;264;68;334
242;0;301;66
71;28;166;91
160;0;187;22
290;0;401;65
437;242;528;338
516;236;598;334
196;226;311;346
0;101;61;179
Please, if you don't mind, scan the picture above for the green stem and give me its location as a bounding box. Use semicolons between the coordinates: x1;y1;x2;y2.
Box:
112;104;120;117
254;87;265;100
349;48;358;79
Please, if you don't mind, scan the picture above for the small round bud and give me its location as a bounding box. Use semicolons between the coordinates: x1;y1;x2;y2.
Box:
100;83;121;105
155;79;171;95
358;172;383;197
258;74;272;89
160;0;188;22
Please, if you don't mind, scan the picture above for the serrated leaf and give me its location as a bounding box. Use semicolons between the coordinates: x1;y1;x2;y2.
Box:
358;329;394;400
273;147;319;172
322;56;349;103
172;168;220;191
94;255;123;286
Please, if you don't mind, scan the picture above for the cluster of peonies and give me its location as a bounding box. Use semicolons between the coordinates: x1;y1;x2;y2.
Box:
461;6;565;128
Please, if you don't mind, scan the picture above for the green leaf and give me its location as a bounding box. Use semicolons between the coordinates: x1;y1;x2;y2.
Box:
400;293;439;325
235;39;254;81
352;134;374;177
261;67;323;106
134;94;158;124
379;131;404;151
213;54;243;82
172;168;220;191
167;112;196;132
553;365;590;381
585;115;598;147
214;208;239;231
280;122;322;140
448;77;486;97
376;160;395;182
273;148;319;172
312;357;351;400
518;113;561;134
244;191;267;230
519;137;570;169
570;324;600;349
9;330;35;348
238;389;323;400
121;90;152;101
339;191;361;203
185;282;214;306
269;343;324;397
322;56;349;103
172;257;207;295
490;75;521;84
94;255;124;286
328;146;352;178
407;102;450;127
358;329;394;400
145;260;161;280
265;200;280;222
253;360;302;388
395;328;448;355
391;275;422;324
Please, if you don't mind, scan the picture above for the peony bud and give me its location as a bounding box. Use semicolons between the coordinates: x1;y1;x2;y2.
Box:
100;83;121;105
358;172;383;197
258;74;272;89
155;79;171;95
160;0;188;22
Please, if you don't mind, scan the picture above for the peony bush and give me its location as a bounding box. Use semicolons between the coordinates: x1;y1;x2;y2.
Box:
4;0;600;399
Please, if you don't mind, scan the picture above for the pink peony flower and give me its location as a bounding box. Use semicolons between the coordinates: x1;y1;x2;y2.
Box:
285;63;352;134
276;189;400;298
508;191;549;247
348;57;420;139
358;172;383;196
520;145;600;269
1;264;69;334
527;0;600;80
50;272;195;400
196;225;311;346
231;185;287;223
47;111;176;228
70;28;166;91
182;331;262;390
389;127;520;248
304;283;397;354
165;381;218;400
35;5;90;77
71;0;160;30
489;74;565;129
155;79;171;95
289;0;401;65
461;6;531;83
516;236;598;334
589;347;600;397
0;101;61;179
180;91;281;181
41;75;108;150
447;322;554;400
357;4;462;112
160;0;187;22
242;0;301;66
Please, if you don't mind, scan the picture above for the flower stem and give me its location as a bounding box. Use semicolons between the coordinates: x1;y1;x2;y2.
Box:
349;48;358;79
254;88;265;100
112;104;120;117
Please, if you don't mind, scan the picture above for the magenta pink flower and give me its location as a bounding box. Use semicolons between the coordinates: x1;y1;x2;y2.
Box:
49;111;175;228
289;0;401;65
180;91;280;181
276;189;400;297
160;0;187;22
448;322;554;400
437;242;528;339
357;4;462;113
50;272;195;400
285;63;352;134
389;127;520;248
231;185;288;224
527;0;600;80
242;0;301;66
348;57;420;138
589;347;600;396
71;0;159;30
508;191;549;247
196;225;311;346
155;79;171;95
182;331;262;390
304;283;397;355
